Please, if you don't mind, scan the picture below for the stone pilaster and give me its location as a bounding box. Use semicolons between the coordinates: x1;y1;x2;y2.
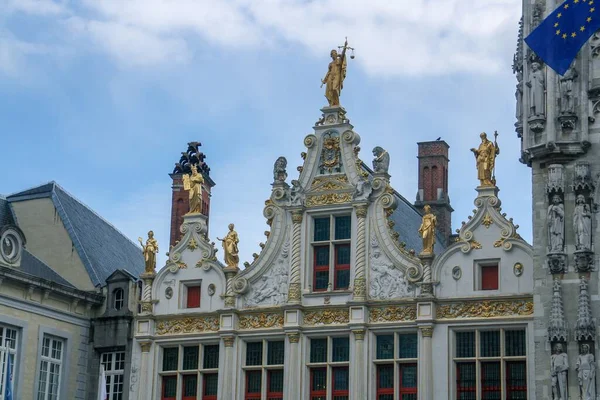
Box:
350;329;366;400
139;272;156;315
285;332;301;400
221;336;236;400
418;326;434;400
223;267;239;308
418;253;435;297
352;204;368;301
288;210;303;303
137;342;153;400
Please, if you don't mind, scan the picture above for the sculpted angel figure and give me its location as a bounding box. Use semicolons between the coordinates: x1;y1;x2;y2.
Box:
321;39;350;106
138;231;158;273
470;132;499;187
577;344;596;400
183;164;204;214
548;195;565;253
551;343;569;400
574;194;592;251
419;205;437;254
217;223;240;268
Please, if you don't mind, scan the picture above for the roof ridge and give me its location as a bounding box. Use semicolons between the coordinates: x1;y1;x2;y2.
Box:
6;181;56;198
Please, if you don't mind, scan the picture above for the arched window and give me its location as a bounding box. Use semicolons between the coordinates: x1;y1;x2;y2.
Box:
113;288;124;311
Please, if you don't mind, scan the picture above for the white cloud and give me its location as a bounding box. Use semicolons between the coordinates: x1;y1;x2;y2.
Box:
0;33;52;78
4;0;68;16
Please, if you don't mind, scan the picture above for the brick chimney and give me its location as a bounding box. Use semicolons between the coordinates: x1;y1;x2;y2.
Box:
169;142;215;248
415;140;453;246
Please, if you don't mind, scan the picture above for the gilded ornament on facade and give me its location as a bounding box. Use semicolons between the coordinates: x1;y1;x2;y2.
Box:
223;336;235;347
239;313;284;330
156;317;219;335
470;240;482;250
470;131;500;187
139;342;152;353
306;192;353;207
304;309;349;325
287;332;300;343
138;231;158;274
436;299;533;319
217;223;240;268
140;301;153;314
482;214;494;228
419;205;437;255
188;238;198;251
311;175;348;189
183;164;205;214
352;330;366;340
420;326;434;338
321;38;354;106
369;305;417;323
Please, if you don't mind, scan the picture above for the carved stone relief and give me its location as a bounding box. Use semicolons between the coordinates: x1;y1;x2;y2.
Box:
244;240;290;307
551;343;569;400
319;131;343;174
576;344;596;400
369;235;411;299
548;194;565;253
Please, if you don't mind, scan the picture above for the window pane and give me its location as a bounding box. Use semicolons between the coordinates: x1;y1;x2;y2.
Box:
310;339;328;363
203;373;218;396
506;361;527;399
315;246;329;266
456;332;475;358
481;362;501;399
335;216;351;240
163;376;177;397
456;362;476;399
187;286;201;308
376;335;394;359
267;341;285;365
314;218;330;241
378;364;394;389
183;346;199;370
481;265;499;290
480;331;500;358
246;370;262;393
163;348;179;371
268;369;284;393
311;367;327;391
246;342;263;366
336;244;350;264
183;375;198;396
505;330;526;357
332;367;349;390
332;337;349;362
203;345;220;369
334;268;350;290
315;270;329;291
400;364;417;388
399;333;418;359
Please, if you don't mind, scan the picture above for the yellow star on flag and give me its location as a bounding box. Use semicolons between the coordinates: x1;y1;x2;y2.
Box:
588;16;593;21
565;3;570;8
557;29;562;34
558;12;563;17
572;32;577;37
555;22;560;27
563;33;568;39
581;25;586;31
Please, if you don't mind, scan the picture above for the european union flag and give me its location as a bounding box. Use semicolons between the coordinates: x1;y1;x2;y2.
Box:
525;0;600;75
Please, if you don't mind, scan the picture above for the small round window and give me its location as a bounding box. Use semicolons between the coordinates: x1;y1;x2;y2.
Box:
113;288;125;311
0;232;21;264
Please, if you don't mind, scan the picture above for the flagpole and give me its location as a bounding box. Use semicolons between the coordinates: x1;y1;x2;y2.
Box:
492;130;499;186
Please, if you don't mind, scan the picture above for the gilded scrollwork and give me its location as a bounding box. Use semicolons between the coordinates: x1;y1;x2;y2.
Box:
369;305;417;323
239;313;284;329
437;300;533;319
304;309;349;325
156;317;219;335
306;192;353;207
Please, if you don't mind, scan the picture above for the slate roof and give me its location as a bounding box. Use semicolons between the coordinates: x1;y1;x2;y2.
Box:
7;182;145;287
0;197;14;227
20;250;75;288
389;191;446;256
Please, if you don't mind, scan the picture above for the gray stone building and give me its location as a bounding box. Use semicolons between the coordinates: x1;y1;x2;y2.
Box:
131;102;534;399
0;182;144;400
517;1;600;399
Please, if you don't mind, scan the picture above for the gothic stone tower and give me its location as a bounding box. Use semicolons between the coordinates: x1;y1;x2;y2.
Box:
517;2;600;398
415;140;453;246
169;142;215;247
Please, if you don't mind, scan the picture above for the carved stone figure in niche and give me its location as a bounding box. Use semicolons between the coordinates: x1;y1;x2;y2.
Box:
527;62;546;117
320;133;342;174
370;246;408;299
551;343;569;400
418;205;437;255
289;180;303;206
516;71;524;123
577;344;596;400
470;132;499;187
548;195;565;253
559;65;578;115
217;224;239;268
372;146;390;174
273;157;288;183
183;164;204;214
138;231;158;273
574;194;592;251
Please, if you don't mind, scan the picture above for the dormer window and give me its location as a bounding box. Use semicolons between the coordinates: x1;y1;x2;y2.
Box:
113;288;124;310
312;215;351;291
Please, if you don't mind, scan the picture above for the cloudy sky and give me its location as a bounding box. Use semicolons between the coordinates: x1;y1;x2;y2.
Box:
0;0;528;268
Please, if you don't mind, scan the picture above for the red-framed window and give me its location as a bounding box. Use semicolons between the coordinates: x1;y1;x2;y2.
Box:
376;364;394;400
399;364;418;399
245;370;262;400
481;264;499;290
161;375;177;400
186;285;201;308
313;246;329;291
481;361;501;398
456;362;476;399
202;373;218;400
331;366;349;400
267;369;284;400
310;367;327;400
506;361;527;399
333;244;350;290
182;374;197;400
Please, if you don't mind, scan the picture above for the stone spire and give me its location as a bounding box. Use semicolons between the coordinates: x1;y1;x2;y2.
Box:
575;276;596;342
548;279;568;342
